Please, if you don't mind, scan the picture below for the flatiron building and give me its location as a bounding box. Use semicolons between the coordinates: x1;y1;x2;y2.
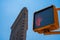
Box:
10;7;28;40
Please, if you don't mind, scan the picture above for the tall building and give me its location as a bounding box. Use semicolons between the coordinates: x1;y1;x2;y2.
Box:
10;7;28;40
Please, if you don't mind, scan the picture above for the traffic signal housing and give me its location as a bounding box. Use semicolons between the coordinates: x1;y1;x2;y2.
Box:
33;5;60;34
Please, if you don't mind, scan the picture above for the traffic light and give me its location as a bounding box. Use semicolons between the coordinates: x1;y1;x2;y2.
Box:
33;5;60;34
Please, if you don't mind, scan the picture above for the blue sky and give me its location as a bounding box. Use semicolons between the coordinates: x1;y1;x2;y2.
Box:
0;0;60;40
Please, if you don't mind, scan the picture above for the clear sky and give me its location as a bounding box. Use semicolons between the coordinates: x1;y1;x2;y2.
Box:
0;0;60;40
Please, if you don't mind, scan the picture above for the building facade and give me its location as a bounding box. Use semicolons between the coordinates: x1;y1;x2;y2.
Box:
10;7;28;40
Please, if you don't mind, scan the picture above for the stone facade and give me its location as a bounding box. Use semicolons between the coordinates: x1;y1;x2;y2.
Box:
10;7;28;40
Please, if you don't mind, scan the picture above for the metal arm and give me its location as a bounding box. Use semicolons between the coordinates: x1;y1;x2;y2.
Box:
44;31;60;35
44;26;60;35
56;8;60;10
